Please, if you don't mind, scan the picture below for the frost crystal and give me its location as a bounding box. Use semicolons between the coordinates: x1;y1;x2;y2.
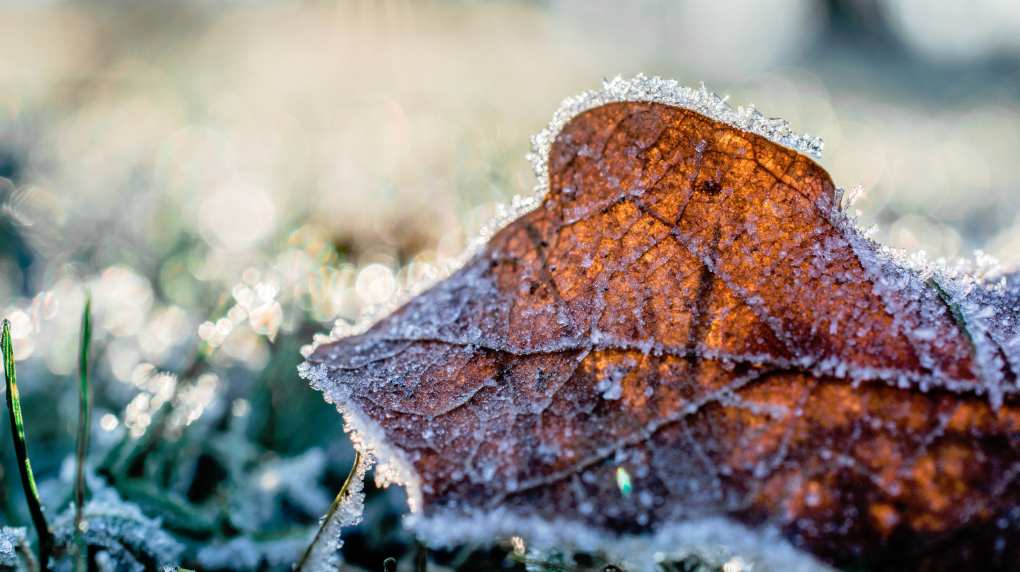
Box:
413;511;829;572
0;527;25;568
528;74;824;202
842;184;864;212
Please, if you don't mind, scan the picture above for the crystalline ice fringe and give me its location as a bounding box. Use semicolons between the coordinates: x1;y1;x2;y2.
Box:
822;194;1020;405
298;360;422;508
528;75;824;202
411;510;833;572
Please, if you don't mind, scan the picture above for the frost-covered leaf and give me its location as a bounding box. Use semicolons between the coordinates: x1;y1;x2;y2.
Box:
302;78;1020;572
53;477;184;572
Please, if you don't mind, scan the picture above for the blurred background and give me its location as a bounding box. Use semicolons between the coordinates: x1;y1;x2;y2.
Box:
0;0;1018;570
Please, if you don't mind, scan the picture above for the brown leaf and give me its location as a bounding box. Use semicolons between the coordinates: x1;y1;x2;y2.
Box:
303;95;1020;571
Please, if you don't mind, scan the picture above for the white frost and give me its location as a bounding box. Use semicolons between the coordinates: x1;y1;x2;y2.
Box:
295;447;375;572
0;527;25;567
528;74;824;202
411;509;832;572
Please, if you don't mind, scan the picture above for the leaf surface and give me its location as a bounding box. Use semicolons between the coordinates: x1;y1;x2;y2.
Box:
305;102;1020;572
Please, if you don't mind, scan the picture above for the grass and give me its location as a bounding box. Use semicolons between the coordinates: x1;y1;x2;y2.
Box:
1;293;102;572
2;318;53;567
294;450;362;572
72;292;92;572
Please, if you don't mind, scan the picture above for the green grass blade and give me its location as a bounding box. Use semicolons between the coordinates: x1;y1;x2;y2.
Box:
294;451;361;572
73;293;92;572
2;319;53;565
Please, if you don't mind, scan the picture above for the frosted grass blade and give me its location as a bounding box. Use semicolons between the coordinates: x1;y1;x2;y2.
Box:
2;319;52;565
294;451;362;572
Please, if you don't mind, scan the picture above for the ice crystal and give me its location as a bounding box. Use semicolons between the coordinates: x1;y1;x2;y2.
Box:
412;511;829;572
527;74;825;202
842;184;864;211
0;527;25;568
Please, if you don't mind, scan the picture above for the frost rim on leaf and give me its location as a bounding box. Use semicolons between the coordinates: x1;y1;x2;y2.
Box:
528;74;824;201
412;510;833;572
298;361;421;511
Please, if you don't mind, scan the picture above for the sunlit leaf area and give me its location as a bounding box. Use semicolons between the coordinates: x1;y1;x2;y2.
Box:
0;1;1018;571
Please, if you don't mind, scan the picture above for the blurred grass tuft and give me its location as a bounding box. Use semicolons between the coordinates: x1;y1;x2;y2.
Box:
72;291;92;572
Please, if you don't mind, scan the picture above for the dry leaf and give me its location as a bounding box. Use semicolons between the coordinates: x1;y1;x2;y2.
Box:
302;82;1020;572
